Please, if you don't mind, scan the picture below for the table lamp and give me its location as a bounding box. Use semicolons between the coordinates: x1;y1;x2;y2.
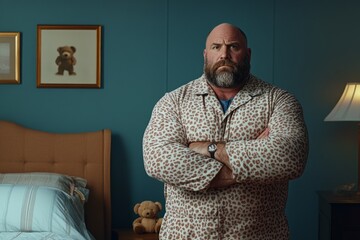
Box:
324;82;360;192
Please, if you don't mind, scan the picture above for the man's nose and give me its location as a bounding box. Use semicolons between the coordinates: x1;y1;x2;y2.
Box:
219;46;230;60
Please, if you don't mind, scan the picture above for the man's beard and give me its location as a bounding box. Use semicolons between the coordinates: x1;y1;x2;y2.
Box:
204;56;250;88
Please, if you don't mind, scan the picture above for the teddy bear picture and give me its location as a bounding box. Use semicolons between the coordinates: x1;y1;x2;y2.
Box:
55;46;77;75
133;200;163;234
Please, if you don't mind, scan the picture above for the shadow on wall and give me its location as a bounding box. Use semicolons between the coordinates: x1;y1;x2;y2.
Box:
110;133;132;228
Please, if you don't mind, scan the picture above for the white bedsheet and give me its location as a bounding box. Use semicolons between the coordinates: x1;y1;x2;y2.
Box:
0;232;76;240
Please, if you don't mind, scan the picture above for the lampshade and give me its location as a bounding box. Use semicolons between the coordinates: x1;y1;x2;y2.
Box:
324;82;360;122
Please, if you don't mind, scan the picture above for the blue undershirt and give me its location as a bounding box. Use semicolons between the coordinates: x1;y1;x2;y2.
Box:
219;98;233;113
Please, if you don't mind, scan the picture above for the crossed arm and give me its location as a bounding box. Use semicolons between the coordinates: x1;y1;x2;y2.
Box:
189;128;270;188
144;91;308;192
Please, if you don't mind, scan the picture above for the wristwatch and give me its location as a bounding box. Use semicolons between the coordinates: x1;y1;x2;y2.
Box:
208;143;217;158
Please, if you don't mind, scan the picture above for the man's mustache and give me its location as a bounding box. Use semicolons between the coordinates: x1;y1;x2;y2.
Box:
213;60;237;70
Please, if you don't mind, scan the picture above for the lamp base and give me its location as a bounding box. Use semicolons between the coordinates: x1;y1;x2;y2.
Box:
329;190;360;203
335;191;360;196
333;183;360;197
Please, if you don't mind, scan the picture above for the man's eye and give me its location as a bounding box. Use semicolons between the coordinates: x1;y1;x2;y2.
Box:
230;45;240;50
211;45;220;50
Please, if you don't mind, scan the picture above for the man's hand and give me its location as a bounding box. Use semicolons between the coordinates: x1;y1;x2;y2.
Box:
189;128;270;189
209;165;237;188
188;141;211;157
189;141;235;188
189;141;231;168
257;127;270;139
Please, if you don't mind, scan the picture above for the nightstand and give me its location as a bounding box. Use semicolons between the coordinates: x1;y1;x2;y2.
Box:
112;229;159;240
318;191;360;239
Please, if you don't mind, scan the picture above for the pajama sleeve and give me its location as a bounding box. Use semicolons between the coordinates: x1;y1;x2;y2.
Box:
226;90;309;184
143;93;222;192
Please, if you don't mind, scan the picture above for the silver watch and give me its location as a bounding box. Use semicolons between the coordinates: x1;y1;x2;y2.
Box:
208;143;217;158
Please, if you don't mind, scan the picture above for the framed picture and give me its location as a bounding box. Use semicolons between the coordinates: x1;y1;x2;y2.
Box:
37;25;101;88
0;32;20;84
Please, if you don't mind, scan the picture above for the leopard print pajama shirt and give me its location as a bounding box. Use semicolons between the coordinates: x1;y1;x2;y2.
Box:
143;74;308;240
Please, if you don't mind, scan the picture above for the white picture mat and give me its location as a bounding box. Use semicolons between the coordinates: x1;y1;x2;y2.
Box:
40;29;98;84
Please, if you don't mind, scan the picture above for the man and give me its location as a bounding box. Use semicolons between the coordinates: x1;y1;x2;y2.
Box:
143;23;308;239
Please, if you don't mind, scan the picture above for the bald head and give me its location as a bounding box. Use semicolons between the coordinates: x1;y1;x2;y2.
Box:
206;23;248;48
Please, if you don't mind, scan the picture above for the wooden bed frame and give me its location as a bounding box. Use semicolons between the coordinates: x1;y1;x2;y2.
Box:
0;120;111;240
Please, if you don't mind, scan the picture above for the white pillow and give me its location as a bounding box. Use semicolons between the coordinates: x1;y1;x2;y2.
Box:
0;172;93;240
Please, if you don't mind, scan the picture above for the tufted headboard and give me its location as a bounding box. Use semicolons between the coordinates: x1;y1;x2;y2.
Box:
0;120;111;240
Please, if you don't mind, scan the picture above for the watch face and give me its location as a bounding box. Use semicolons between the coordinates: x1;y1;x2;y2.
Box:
208;143;217;152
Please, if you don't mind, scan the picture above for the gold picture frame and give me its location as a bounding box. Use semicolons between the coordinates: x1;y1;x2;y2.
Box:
37;25;101;88
0;32;20;84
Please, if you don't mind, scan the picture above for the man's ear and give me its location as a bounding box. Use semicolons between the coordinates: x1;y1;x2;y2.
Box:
247;48;252;61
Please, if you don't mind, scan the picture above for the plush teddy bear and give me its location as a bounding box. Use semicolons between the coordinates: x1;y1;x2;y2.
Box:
55;46;77;75
132;200;163;234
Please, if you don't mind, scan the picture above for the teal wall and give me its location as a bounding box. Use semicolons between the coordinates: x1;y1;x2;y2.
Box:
1;0;360;239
